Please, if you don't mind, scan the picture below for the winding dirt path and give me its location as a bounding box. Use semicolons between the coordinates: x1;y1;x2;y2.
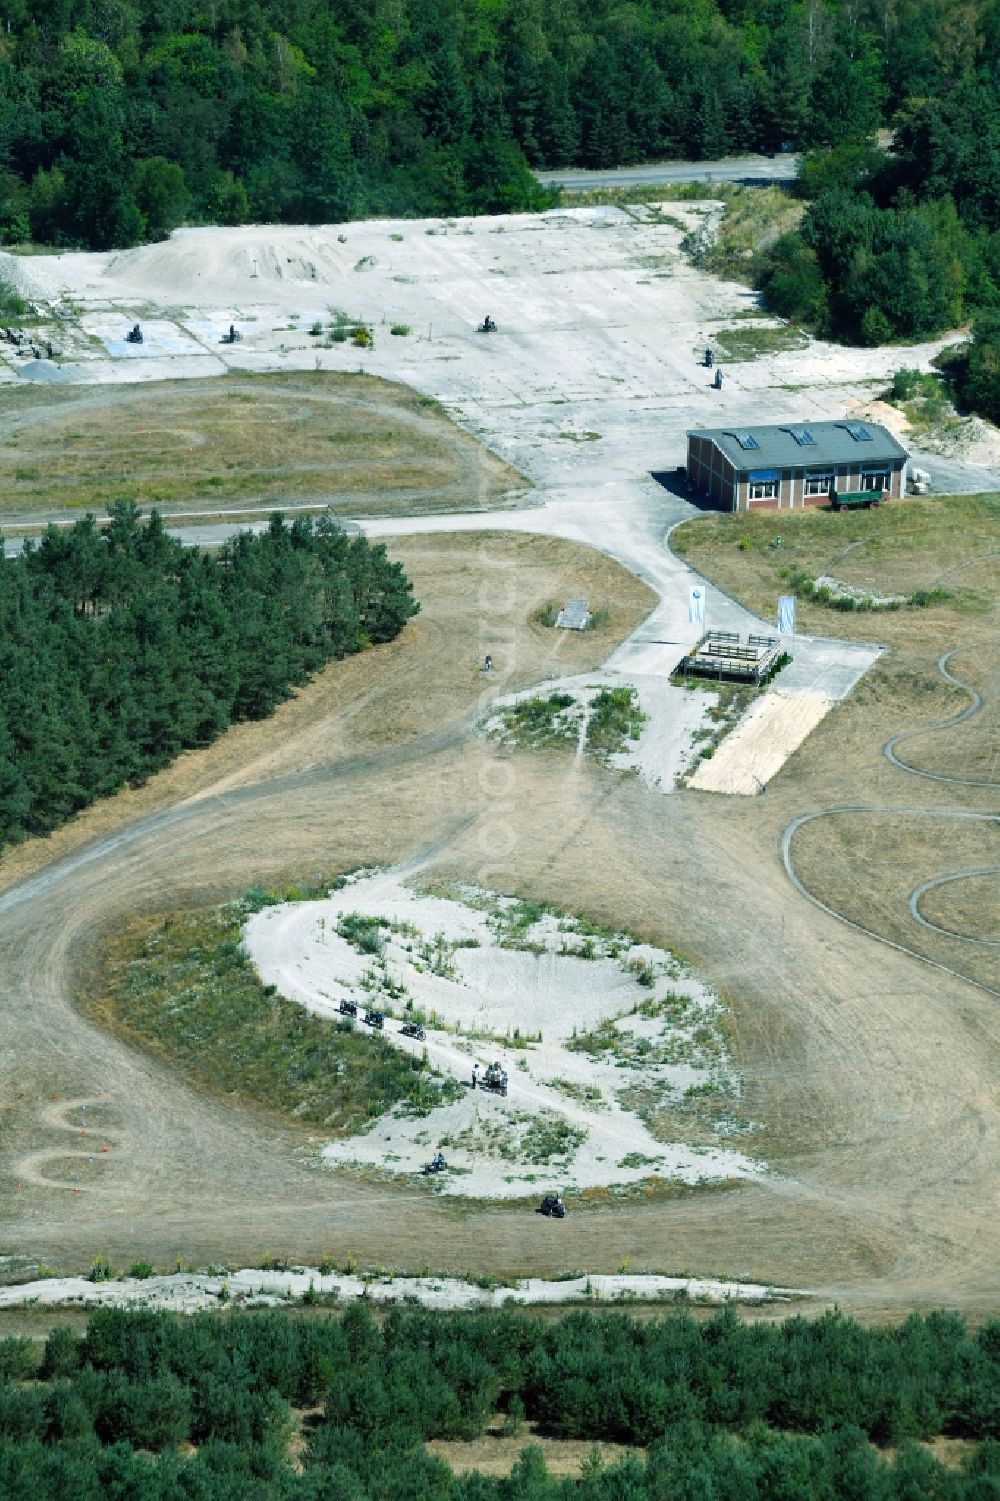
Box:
0;202;997;1311
782;645;999;994
883;646;999;786
14;1096;122;1193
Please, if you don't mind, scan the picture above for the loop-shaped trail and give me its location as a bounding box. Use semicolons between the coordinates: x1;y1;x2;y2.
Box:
909;867;1000;946
883;646;998;787
14;1095;122;1193
782;640;1000;996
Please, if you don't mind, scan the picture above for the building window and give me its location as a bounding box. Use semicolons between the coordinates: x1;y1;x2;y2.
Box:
862;469;890;491
748;479;779;500
804;472;835;496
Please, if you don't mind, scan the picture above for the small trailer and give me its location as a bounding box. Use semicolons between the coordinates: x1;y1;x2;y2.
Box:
830;489;883;511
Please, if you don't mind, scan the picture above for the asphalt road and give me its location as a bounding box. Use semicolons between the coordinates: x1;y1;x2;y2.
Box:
535;154;800;191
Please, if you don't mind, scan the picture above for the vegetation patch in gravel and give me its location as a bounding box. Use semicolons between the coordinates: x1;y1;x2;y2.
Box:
95;889;460;1135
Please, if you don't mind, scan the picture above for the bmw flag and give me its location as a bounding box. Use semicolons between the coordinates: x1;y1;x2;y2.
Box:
778;595;796;635
688;585;705;626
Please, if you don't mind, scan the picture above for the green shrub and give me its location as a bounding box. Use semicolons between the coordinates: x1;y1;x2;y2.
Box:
389;323;411;336
586;686;646;759
861;305;893;345
890;367;923;400
337;912;385;954
0;277;26;321
0;1337;38;1382
101;902;455;1132
40;1328;81;1380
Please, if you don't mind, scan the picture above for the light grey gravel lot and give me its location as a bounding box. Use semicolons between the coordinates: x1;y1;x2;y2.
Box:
2;201;995;732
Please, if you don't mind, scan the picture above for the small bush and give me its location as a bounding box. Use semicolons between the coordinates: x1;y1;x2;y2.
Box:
586;686;646;759
40;1327;81;1380
910;588;949;607
0;277;27;321
337;912;385;954
389;323;410;336
128;1260;156;1280
350;325;373;348
243;884;279;913
0;1337;39;1382
890;367;923;400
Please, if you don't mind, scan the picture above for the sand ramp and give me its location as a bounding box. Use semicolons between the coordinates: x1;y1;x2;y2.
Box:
690;690;834;796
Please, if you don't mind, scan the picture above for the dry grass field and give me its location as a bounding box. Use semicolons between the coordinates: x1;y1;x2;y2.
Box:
0;507;997;1319
1;194;997;1333
671;493;998;646
0;371;523;521
674;494;999;997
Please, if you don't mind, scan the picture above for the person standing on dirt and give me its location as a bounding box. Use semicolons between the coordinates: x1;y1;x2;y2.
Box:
471;1064;479;1089
484;654;492;673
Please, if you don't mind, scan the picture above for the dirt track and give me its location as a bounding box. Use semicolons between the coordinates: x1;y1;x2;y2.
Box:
1;205;997;1317
1;530;997;1316
0;372;524;524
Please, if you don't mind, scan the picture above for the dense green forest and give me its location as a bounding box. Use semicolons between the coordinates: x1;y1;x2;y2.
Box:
1;1304;999;1497
1;0;994;248
0;505;417;852
758;68;1000;372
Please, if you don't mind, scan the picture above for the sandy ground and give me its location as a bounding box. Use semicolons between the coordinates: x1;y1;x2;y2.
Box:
0;1266;797;1313
690;691;835;795
1;205;989;495
484;671;719;792
244;871;761;1195
0;204;998;1315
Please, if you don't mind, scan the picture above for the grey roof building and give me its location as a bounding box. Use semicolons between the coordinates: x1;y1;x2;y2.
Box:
686;420;909;511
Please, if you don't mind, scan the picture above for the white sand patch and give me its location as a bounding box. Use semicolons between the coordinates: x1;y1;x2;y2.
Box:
484;671;718;793
243;871;766;1197
0;1267;803;1314
689;690;834;796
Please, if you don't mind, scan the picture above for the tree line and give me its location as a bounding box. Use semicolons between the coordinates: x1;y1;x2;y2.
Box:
1;1304;999;1497
757;54;1000;417
0;504;417;853
0;0;980;248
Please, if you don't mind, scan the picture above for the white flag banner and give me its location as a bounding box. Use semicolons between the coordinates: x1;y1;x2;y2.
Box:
688;585;705;626
778;595;796;634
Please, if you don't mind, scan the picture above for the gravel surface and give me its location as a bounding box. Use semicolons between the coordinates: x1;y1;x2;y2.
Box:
244;871;764;1196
